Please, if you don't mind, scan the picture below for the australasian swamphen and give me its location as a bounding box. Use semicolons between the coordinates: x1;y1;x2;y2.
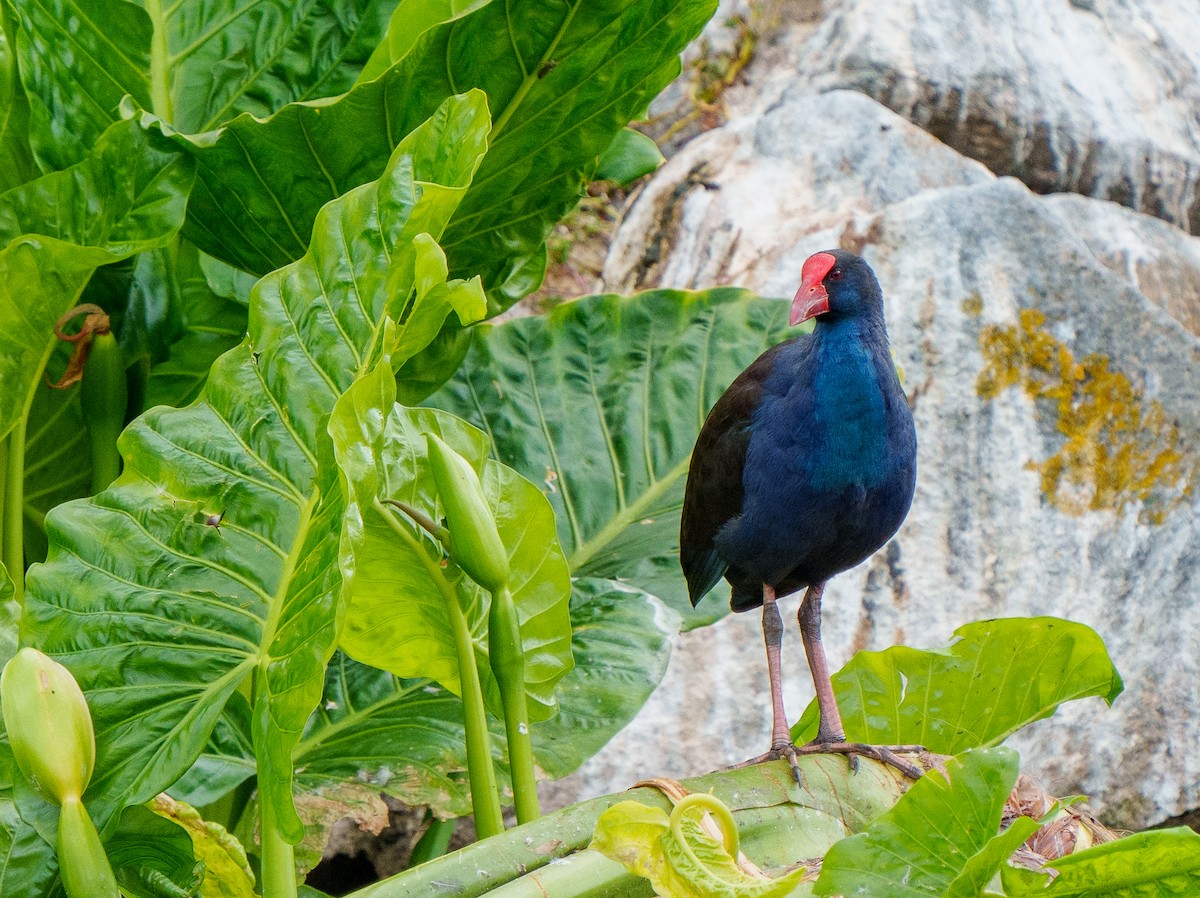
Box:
680;249;921;781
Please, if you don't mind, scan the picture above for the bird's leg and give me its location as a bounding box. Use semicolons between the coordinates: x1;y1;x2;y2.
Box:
736;585;803;782
795;582;924;780
762;586;794;753
796;583;845;743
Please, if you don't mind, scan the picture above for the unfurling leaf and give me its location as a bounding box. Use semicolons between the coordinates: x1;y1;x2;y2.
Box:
591;793;808;898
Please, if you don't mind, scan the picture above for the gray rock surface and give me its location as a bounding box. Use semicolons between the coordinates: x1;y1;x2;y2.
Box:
791;0;1200;234
605;90;992;296
573;85;1200;829
1046;193;1200;334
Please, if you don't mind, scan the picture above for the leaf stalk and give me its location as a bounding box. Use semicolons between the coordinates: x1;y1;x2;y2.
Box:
3;420;26;605
374;497;504;839
489;585;540;823
260;816;299;898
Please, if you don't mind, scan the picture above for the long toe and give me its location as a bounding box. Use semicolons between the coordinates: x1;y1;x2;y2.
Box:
796;741;926;780
735;742;804;784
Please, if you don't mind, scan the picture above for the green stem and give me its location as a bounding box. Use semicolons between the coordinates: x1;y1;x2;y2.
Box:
381;498;450;545
143;0;174;122
489;586;539;824
57;795;120;898
408;813;456;868
88;421;121;494
260;815;299;898
0;436;7;581
3;420;26;605
375;498;504;839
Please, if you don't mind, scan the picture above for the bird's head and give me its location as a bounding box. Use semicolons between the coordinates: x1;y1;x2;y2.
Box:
790;250;882;326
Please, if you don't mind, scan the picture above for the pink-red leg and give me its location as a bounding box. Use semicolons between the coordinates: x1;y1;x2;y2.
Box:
797;583;845;743
737;585;804;782
796;582;924;779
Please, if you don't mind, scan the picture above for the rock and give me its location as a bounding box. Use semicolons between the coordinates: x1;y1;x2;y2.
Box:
792;0;1200;234
604;89;992;296
576;89;1200;830
1046;193;1200;334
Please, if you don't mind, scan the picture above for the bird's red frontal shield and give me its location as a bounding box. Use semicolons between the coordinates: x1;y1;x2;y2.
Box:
791;252;836;325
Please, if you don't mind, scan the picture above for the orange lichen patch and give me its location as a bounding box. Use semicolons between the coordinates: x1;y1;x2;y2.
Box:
977;308;1195;524
961;293;984;317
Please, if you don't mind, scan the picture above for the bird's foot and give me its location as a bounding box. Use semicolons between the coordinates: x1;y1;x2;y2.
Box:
795;740;926;780
734;740;805;784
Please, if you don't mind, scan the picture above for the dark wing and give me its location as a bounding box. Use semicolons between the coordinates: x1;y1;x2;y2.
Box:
680;341;790;607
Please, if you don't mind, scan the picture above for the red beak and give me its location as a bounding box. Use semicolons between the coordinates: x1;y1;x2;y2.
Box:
790;252;835;325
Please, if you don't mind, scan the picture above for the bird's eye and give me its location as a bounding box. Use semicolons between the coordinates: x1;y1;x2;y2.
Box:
828;267;843;281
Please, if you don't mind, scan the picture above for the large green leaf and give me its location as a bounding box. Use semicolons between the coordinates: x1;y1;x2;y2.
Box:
329;359;573;720
425;288;795;627
428;0;715;310
791;618;1124;753
815;747;1037;898
0;9;33;193
357;0;494;82
22;90;491;857
8;0;397;171
20;247;241;569
296;656;473;815
0;117;194;445
142;244;249;411
107;803;200;898
1002;827;1200;897
0;745;56;898
153;0;714;300
175;578;676;824
532;577;678;778
166;694;256;809
20;345;91;566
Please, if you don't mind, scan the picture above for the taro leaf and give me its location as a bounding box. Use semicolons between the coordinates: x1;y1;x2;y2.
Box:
0;10;33;193
8;0;396;171
295;655;473;816
148;793;257;898
433;0;717;311
22;92;491;852
425;288;794;628
143;243;249;411
0;117;194;446
357;0;494;83
1001;827;1200;897
595;127;664;186
107;803;201;898
20;345;90;565
792;618;1124;753
814;747;1035;898
532;577;679;779
329;359;573;721
153;0;715;300
167;693;256;809
188;578;676;825
0;749;56;898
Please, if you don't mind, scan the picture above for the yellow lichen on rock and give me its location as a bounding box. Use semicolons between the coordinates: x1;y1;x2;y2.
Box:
977;308;1194;524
